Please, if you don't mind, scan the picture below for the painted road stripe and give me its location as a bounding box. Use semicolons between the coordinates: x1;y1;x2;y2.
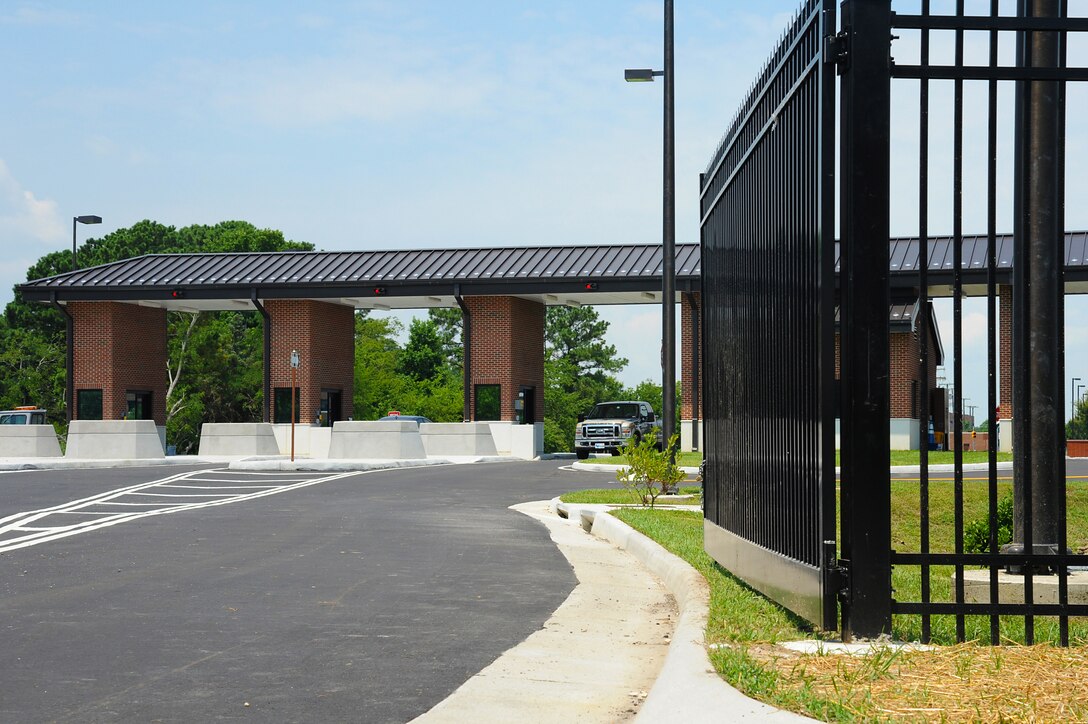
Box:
0;468;362;554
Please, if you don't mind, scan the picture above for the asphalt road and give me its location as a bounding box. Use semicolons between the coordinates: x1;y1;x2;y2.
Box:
0;461;590;723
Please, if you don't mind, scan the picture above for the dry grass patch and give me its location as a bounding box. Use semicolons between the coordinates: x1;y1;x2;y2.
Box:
745;641;1088;722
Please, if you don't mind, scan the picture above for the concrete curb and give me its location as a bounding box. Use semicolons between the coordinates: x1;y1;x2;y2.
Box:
0;454;521;473
570;461;701;474
557;500;812;723
573;460;1016;476
0;455;238;472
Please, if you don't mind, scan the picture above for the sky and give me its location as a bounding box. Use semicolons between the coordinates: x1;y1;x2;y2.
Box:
1;1;1085;421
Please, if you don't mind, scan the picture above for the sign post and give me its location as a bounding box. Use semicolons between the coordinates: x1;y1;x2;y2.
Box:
290;350;300;462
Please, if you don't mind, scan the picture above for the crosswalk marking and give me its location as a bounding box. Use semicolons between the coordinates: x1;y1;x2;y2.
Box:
0;468;360;554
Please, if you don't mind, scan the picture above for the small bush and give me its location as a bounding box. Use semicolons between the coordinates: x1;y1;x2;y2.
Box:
616;434;685;508
963;494;1013;554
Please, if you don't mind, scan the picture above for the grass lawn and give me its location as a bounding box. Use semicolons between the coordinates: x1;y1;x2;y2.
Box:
559;474;1088;720
559;486;701;506
611;506;1088;721
579;451;703;467
835;449;1013;466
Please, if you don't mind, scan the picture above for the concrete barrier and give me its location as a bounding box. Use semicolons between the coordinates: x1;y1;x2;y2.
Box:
327;420;426;459
270;424;330;458
420;422;498;457
0;425;63;457
198;423;280;456
487;422;542;459
64;420;165;459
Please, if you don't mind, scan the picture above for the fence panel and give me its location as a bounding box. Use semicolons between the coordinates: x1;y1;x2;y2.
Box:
889;0;1088;644
699;0;838;631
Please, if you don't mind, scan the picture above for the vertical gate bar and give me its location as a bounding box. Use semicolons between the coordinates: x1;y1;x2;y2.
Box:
917;0;932;645
986;0;1001;646
952;0;967;644
1056;0;1069;646
819;0;838;633
839;0;892;641
1013;0;1036;644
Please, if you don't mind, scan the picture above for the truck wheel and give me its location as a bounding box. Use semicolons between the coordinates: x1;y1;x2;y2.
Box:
576;449;590;460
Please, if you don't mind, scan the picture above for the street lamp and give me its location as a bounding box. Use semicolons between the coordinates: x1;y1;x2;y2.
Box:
1072;377;1082;419
72;215;102;271
626;0;676;463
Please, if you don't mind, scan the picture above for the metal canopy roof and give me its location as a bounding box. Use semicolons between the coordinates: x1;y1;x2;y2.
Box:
17;232;1088;312
18;243;702;312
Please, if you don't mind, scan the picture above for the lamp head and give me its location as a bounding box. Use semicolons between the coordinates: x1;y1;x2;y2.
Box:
75;215;102;225
624;68;661;82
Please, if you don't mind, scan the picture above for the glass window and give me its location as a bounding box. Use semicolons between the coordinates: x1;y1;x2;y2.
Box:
77;389;103;420
274;387;301;423
126;390;153;420
474;384;501;421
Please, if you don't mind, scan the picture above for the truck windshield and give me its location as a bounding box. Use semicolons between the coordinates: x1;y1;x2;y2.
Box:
590;404;639;419
0;414;27;424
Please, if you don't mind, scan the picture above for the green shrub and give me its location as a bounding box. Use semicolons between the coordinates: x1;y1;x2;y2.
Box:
616;434;685;508
963;494;1013;554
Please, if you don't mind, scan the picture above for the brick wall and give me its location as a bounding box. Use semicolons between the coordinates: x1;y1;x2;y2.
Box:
464;296;544;422
681;292;702;420
70;301;168;424
266;300;354;424
835;321;938;420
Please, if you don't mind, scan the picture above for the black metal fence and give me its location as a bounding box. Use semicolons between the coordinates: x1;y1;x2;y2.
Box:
703;0;1088;643
699;0;838;632
886;0;1088;645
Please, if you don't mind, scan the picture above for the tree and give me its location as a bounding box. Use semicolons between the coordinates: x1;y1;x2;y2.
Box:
545;306;628;380
1068;397;1088;440
542;306;627;453
428;307;463;372
354;313;407;421
2;219;313;450
401;319;446;382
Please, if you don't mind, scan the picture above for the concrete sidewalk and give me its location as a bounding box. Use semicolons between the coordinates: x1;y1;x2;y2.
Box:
415;500;812;723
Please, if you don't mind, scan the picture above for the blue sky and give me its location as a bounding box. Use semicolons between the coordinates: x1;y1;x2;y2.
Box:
1;1;1086;419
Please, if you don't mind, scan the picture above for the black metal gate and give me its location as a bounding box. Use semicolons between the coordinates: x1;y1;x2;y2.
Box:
884;0;1088;645
703;0;1088;642
699;0;839;632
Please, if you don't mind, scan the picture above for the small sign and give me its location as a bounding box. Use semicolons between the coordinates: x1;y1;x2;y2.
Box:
290;350;300;369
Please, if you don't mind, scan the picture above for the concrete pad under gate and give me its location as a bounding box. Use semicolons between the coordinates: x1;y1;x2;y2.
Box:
64;420;165;459
0;425;63;458
327;420;427;459
198;423;280;456
419;422;498;457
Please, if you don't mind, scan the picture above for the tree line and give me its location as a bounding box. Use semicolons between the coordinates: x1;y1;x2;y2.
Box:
1;220;674;454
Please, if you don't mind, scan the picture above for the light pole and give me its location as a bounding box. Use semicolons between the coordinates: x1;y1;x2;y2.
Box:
626;0;676;463
1072;377;1082;420
72;215;102;271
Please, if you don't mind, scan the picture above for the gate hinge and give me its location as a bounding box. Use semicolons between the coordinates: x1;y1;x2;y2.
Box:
824;30;849;74
827;557;851;604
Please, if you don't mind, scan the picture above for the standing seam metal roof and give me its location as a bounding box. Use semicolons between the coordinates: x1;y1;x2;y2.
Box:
17;233;1088;297
21;243;700;293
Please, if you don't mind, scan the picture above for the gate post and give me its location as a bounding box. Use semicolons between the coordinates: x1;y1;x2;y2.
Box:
838;0;893;640
1009;0;1066;572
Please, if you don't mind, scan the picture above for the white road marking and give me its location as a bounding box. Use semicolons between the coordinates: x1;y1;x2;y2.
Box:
0;468;360;554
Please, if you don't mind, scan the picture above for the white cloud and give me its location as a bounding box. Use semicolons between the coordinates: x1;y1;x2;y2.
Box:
0;159;65;244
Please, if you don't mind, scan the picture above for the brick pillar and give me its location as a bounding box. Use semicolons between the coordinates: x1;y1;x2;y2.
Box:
889;331;920;420
680;292;702;420
999;284;1014;419
266;300;354;424
70;302;168;424
464;296;544;422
